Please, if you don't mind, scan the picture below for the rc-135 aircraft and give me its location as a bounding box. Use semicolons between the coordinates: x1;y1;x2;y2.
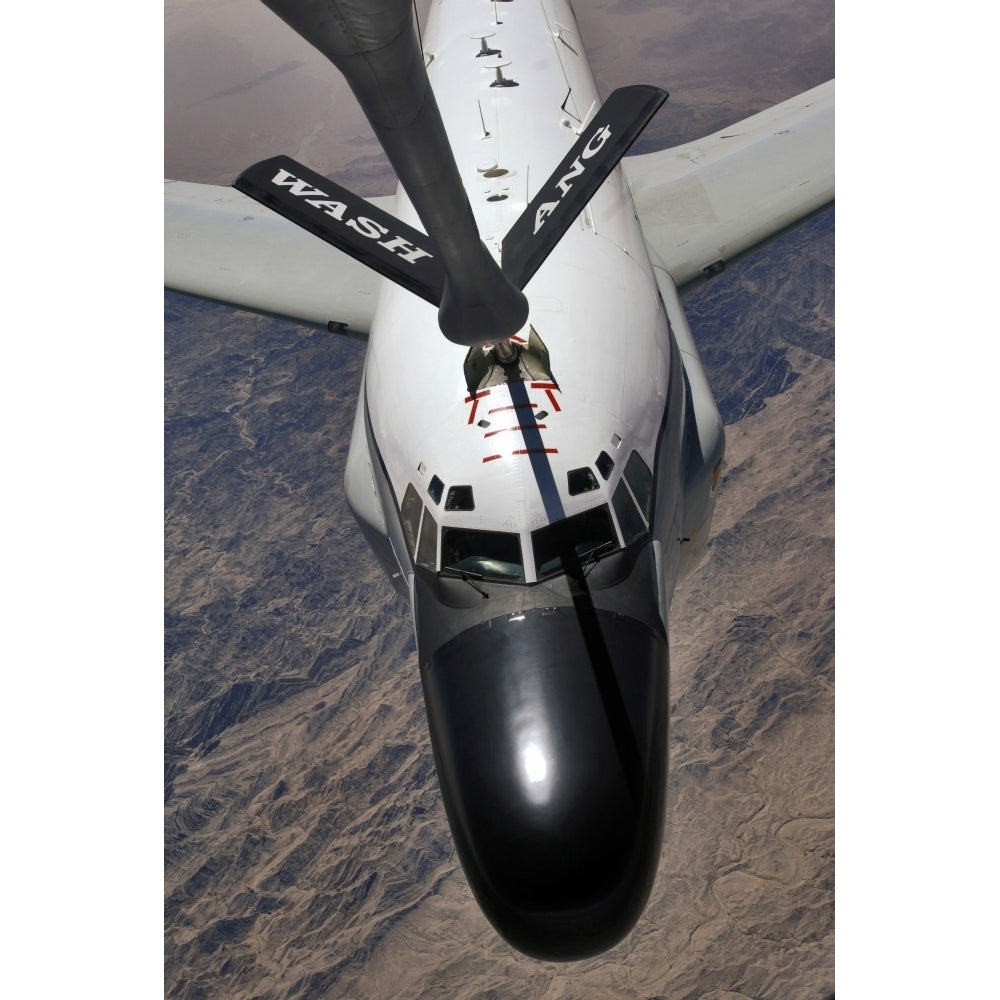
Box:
165;0;833;962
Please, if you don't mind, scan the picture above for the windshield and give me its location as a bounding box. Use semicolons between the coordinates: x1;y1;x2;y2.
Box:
531;505;620;580
441;527;525;582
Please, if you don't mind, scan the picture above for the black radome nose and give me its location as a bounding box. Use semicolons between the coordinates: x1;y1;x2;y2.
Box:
420;606;669;960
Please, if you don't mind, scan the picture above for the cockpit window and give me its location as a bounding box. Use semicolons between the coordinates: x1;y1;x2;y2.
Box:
401;483;423;554
596;451;614;480
624;451;653;521
567;467;599;496
428;475;444;505
531;505;620;580
441;527;524;582
613;480;647;545
445;485;475;511
417;509;438;569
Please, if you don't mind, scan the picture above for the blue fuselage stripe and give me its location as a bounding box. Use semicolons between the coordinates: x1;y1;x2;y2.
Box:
508;379;565;524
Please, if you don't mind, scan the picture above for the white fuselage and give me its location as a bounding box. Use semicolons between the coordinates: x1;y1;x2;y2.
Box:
348;0;695;616
332;0;723;958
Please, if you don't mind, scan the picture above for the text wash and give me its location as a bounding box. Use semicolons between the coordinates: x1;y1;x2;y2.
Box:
533;124;613;234
270;169;434;264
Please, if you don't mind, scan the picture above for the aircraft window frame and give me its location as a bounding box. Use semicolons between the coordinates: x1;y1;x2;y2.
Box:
428;475;444;505
624;450;654;522
417;508;438;569
530;504;621;581
401;483;424;555
445;485;475;511
596;451;614;480
612;480;647;545
567;467;600;496
440;527;525;583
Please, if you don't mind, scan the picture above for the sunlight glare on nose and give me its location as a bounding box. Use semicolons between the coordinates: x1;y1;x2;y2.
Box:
522;741;547;783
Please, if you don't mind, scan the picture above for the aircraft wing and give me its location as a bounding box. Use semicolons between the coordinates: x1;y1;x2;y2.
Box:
164;180;396;335
622;80;833;292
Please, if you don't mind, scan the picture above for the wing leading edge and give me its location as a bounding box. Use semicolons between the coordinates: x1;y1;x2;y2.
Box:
622;80;834;292
165;81;832;328
165;180;397;336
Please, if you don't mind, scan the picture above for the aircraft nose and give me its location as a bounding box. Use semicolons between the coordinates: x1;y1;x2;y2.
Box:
420;605;669;961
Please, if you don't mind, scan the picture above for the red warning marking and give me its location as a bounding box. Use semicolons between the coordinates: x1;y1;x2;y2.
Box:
513;448;559;456
489;403;537;413
484;424;548;438
530;381;561;412
482;454;503;463
465;389;490;424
